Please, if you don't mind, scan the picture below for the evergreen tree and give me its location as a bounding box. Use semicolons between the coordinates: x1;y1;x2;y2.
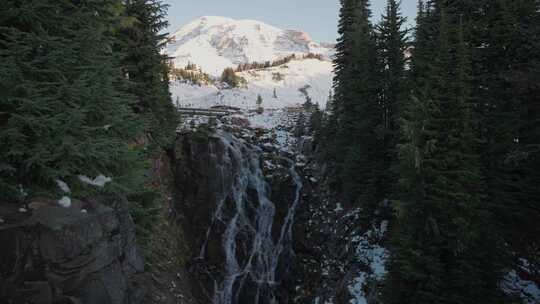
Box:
385;4;506;303
471;0;540;280
256;94;264;114
220;67;245;88
302;95;314;111
118;0;178;150
318;92;339;169
295;112;306;138
0;0;141;201
310;104;324;148
377;0;409;197
336;0;383;205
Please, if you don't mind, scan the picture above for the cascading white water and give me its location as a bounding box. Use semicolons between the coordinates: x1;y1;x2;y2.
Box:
198;130;303;304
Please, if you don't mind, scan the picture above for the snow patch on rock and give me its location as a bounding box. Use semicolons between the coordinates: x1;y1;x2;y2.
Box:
58;196;71;208
56;179;71;193
346;216;390;304
502;259;540;304
79;175;112;187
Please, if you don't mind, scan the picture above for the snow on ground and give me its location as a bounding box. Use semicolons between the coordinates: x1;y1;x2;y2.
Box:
502;258;540;304
246;109;288;129
245;109;300;151
349;273;368;304
171;58;333;110
345;210;390;304
176;107;301;154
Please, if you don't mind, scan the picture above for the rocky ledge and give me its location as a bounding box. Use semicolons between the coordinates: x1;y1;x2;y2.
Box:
0;196;144;304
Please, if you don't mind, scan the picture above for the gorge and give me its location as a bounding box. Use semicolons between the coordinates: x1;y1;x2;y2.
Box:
1;5;539;303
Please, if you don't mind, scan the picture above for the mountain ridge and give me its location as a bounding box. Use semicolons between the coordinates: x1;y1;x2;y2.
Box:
167;16;335;110
167;16;335;76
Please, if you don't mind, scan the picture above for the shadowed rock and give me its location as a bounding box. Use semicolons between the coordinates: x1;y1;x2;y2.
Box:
0;196;144;304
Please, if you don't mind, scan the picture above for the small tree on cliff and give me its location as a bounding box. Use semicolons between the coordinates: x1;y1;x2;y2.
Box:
256;95;264;114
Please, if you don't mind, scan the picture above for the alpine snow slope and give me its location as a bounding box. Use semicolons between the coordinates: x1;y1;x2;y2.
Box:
167;16;335;109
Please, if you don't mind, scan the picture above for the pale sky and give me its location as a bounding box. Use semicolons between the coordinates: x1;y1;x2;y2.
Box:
163;0;417;42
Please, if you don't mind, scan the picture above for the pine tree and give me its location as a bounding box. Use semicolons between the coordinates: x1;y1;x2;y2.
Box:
331;0;384;206
0;0;141;201
256;94;264;114
118;0;178;150
377;0;409;197
470;0;540;281
220;67;245;88
385;4;506;303
310;104;323;145
318;92;339;169
295;112;306;138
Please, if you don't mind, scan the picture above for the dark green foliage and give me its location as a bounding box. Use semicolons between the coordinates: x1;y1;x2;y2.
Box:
317;92;339;168
383;1;540;303
118;0;178;150
377;0;409;197
294;112;307;138
386;7;503;302
310;104;323;142
220;67;246;88
469;0;540;283
331;0;385;206
256;94;264;114
0;0;179;263
129;187;162;252
234;53;324;73
0;0;141;201
319;0;539;302
116;0;181;254
300;85;315;111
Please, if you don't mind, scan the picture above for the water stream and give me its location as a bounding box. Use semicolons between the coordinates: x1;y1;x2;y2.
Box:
199;130;303;304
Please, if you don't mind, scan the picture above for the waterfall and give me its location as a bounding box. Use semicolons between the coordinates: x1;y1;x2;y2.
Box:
198;130;303;304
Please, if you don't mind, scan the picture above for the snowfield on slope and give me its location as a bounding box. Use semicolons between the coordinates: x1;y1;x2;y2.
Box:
171;58;333;109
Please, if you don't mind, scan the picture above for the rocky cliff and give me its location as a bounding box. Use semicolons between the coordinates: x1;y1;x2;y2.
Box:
170;115;303;304
0;196;145;304
0;108;395;304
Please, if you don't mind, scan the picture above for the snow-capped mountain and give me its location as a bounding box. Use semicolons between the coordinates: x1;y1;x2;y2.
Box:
167;16;335;109
167;16;334;76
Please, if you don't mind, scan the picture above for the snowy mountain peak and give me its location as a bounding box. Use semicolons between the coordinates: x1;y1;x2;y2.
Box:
168;16;335;110
167;16;334;76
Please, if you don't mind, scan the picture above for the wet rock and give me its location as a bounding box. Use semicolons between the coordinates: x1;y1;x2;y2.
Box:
171;127;302;304
297;136;315;156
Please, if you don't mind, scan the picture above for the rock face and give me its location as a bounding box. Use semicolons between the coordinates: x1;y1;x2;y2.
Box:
171;122;302;304
0;196;144;304
170;109;395;304
290;135;392;304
